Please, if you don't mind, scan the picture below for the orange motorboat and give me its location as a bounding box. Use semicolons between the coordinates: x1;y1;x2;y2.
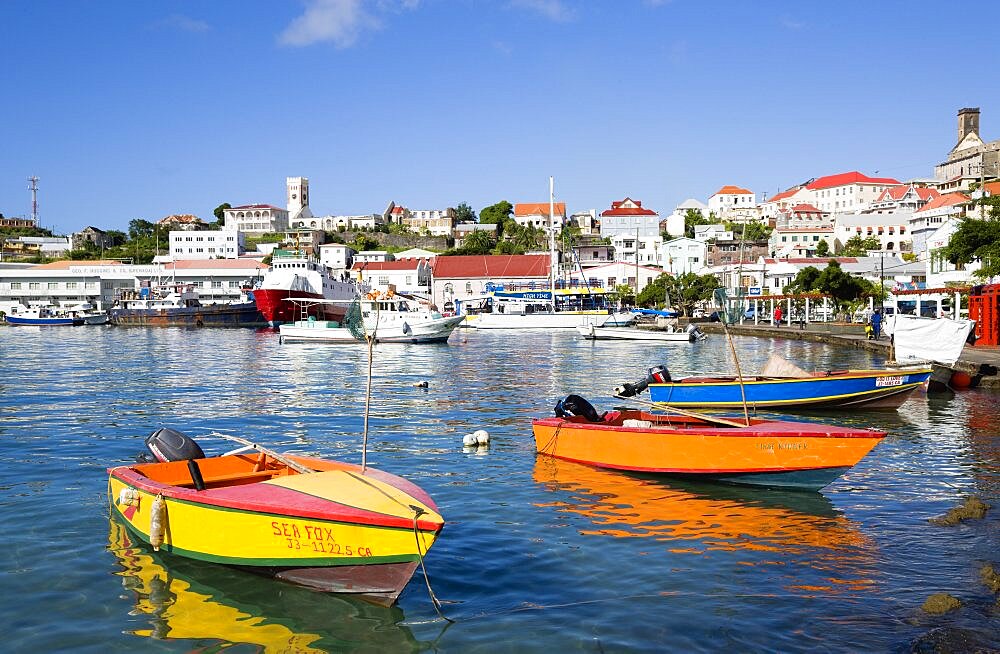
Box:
532;395;887;491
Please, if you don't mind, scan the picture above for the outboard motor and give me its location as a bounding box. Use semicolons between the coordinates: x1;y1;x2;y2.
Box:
141;427;206;463
554;394;603;422
686;323;707;341
614;365;671;397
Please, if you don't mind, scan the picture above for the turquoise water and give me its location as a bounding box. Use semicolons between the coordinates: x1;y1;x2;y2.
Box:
1;326;998;652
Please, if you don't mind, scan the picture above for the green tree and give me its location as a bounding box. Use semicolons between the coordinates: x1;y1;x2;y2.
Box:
128;219;156;240
942;196;1000;279
491;240;522;255
815;261;875;310
814;239;830;257
839;235;881;256
213;203;231;227
105;230;128;247
636;272;719;316
352;234;381;251
461;229;495;254
479;201;513;227
454;202;476;223
683;209;716;238
783;266;824;295
726;220;772;242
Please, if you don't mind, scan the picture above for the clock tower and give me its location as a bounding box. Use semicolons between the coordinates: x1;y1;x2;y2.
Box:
287;176;309;215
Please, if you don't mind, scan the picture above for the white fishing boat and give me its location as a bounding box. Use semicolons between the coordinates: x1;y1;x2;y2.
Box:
279;294;464;344
576;323;705;342
464;177;617;330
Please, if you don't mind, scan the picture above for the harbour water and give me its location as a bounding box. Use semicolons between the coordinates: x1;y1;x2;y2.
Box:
1;327;998;652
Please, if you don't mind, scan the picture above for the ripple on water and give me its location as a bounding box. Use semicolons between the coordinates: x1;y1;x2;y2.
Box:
0;327;997;652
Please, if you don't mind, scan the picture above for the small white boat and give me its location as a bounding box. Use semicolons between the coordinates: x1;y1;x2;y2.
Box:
279;294;465;344
576;323;705;342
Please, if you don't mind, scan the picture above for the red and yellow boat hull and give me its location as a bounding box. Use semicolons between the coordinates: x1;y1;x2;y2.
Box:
532;411;886;491
108;454;443;605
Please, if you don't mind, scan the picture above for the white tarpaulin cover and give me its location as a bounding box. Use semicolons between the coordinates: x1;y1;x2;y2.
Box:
884;314;975;365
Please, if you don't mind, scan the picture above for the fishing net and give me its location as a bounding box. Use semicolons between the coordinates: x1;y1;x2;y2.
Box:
343;299;368;341
714;288;739;325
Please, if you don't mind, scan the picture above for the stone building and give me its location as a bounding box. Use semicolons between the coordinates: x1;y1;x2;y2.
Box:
934;108;1000;191
71;226;113;250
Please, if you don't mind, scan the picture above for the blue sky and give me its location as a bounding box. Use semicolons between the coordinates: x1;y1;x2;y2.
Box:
3;0;1000;235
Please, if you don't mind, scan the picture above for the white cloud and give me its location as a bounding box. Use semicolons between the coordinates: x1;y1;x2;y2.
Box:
156;14;210;33
510;0;575;23
780;15;805;30
279;0;382;48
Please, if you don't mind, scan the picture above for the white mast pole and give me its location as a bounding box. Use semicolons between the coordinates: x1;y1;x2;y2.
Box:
549;176;558;299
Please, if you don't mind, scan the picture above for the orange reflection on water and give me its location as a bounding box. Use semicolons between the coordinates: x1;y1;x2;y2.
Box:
534;457;878;593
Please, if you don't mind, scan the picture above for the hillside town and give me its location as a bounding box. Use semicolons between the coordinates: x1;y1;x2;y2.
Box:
1;107;998;319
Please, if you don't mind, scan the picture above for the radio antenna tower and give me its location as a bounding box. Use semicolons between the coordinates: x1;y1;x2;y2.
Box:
27;176;40;224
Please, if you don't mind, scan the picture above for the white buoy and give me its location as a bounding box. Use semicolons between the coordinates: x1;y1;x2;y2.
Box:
474;429;490;445
462;433;477;446
413;381;428;388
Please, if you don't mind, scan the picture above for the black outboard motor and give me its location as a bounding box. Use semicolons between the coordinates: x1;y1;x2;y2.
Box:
554;394;603;422
686;323;707;341
614;365;671;397
142;427;206;463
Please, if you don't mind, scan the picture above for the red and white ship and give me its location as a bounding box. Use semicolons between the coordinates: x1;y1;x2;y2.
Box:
251;256;361;326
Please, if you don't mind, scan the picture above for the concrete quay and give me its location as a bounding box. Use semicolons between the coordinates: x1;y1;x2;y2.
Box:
694;321;1000;389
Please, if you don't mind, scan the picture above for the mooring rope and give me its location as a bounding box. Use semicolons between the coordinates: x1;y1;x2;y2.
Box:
411;506;453;623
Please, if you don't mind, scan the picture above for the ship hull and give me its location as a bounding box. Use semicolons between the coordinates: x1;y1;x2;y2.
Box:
253;289;349;327
109;303;266;327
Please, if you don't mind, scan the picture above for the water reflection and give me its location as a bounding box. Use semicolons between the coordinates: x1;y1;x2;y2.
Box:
533;457;878;591
108;519;421;653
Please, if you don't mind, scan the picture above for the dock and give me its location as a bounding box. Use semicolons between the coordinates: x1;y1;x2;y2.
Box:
695;321;1000;389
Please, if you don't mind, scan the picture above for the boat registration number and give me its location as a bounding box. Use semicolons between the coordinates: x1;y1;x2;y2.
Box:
875;376;904;387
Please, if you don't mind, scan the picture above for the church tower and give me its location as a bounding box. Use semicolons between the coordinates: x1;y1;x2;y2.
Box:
958;107;980;143
287;177;309;215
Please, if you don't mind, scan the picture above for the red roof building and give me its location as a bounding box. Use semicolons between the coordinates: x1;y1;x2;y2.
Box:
805;171;902;214
431;254;551;310
599;197;661;237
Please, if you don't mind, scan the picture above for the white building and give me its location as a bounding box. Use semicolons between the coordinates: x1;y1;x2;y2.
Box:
707;185;758;222
692;224;733;242
759;186;810;221
226;204;288;234
286;176;313;226
570;261;669;294
405;208;456;236
352;259;432;295
805;171;901;214
867;184;939;214
0;258;265;310
909;192;969;257
169;229;244;260
513;202;566;229
661;237;707;275
354;250;393;263
599;197;661;237
769;226;835;258
317;243;356;271
611;233;663;266
570;209;599;236
926;218;981;287
833;212;913;253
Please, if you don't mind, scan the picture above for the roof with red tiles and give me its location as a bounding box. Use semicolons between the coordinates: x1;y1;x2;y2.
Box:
712;185;753;196
874;185;940;203
914;192;970;213
984;181;1000;196
773;226;834;232
600;198;658;217
788;203;824;213
765;188;801;203
805;171;901;190
514;203;567;217
432;254;550;279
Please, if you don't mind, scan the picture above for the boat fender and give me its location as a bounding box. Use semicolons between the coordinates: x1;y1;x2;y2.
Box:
187;459;206;491
474;429;490;444
462;434;477;446
149;494;166;551
555;394;603;422
145;427;206;463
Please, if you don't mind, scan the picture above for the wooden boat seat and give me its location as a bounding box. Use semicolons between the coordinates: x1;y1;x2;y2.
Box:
175;468;285;488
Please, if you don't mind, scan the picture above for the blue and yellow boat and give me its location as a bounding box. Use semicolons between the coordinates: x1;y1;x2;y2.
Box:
621;366;932;410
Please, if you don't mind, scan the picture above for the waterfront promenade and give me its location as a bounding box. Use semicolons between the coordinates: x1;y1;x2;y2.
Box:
697;320;1000;388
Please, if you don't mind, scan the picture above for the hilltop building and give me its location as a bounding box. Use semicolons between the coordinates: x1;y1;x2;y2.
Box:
599;198;660;237
934;108;1000;191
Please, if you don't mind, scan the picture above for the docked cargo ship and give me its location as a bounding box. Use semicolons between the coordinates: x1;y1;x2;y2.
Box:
110;286;265;327
252;255;360;327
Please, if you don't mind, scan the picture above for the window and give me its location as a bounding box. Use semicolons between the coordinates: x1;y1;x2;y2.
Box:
465;282;473;293
67;282;77;289
48;282;58;289
211;281;222;288
29;282;40;290
378;276;390;285
11;282;21;289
